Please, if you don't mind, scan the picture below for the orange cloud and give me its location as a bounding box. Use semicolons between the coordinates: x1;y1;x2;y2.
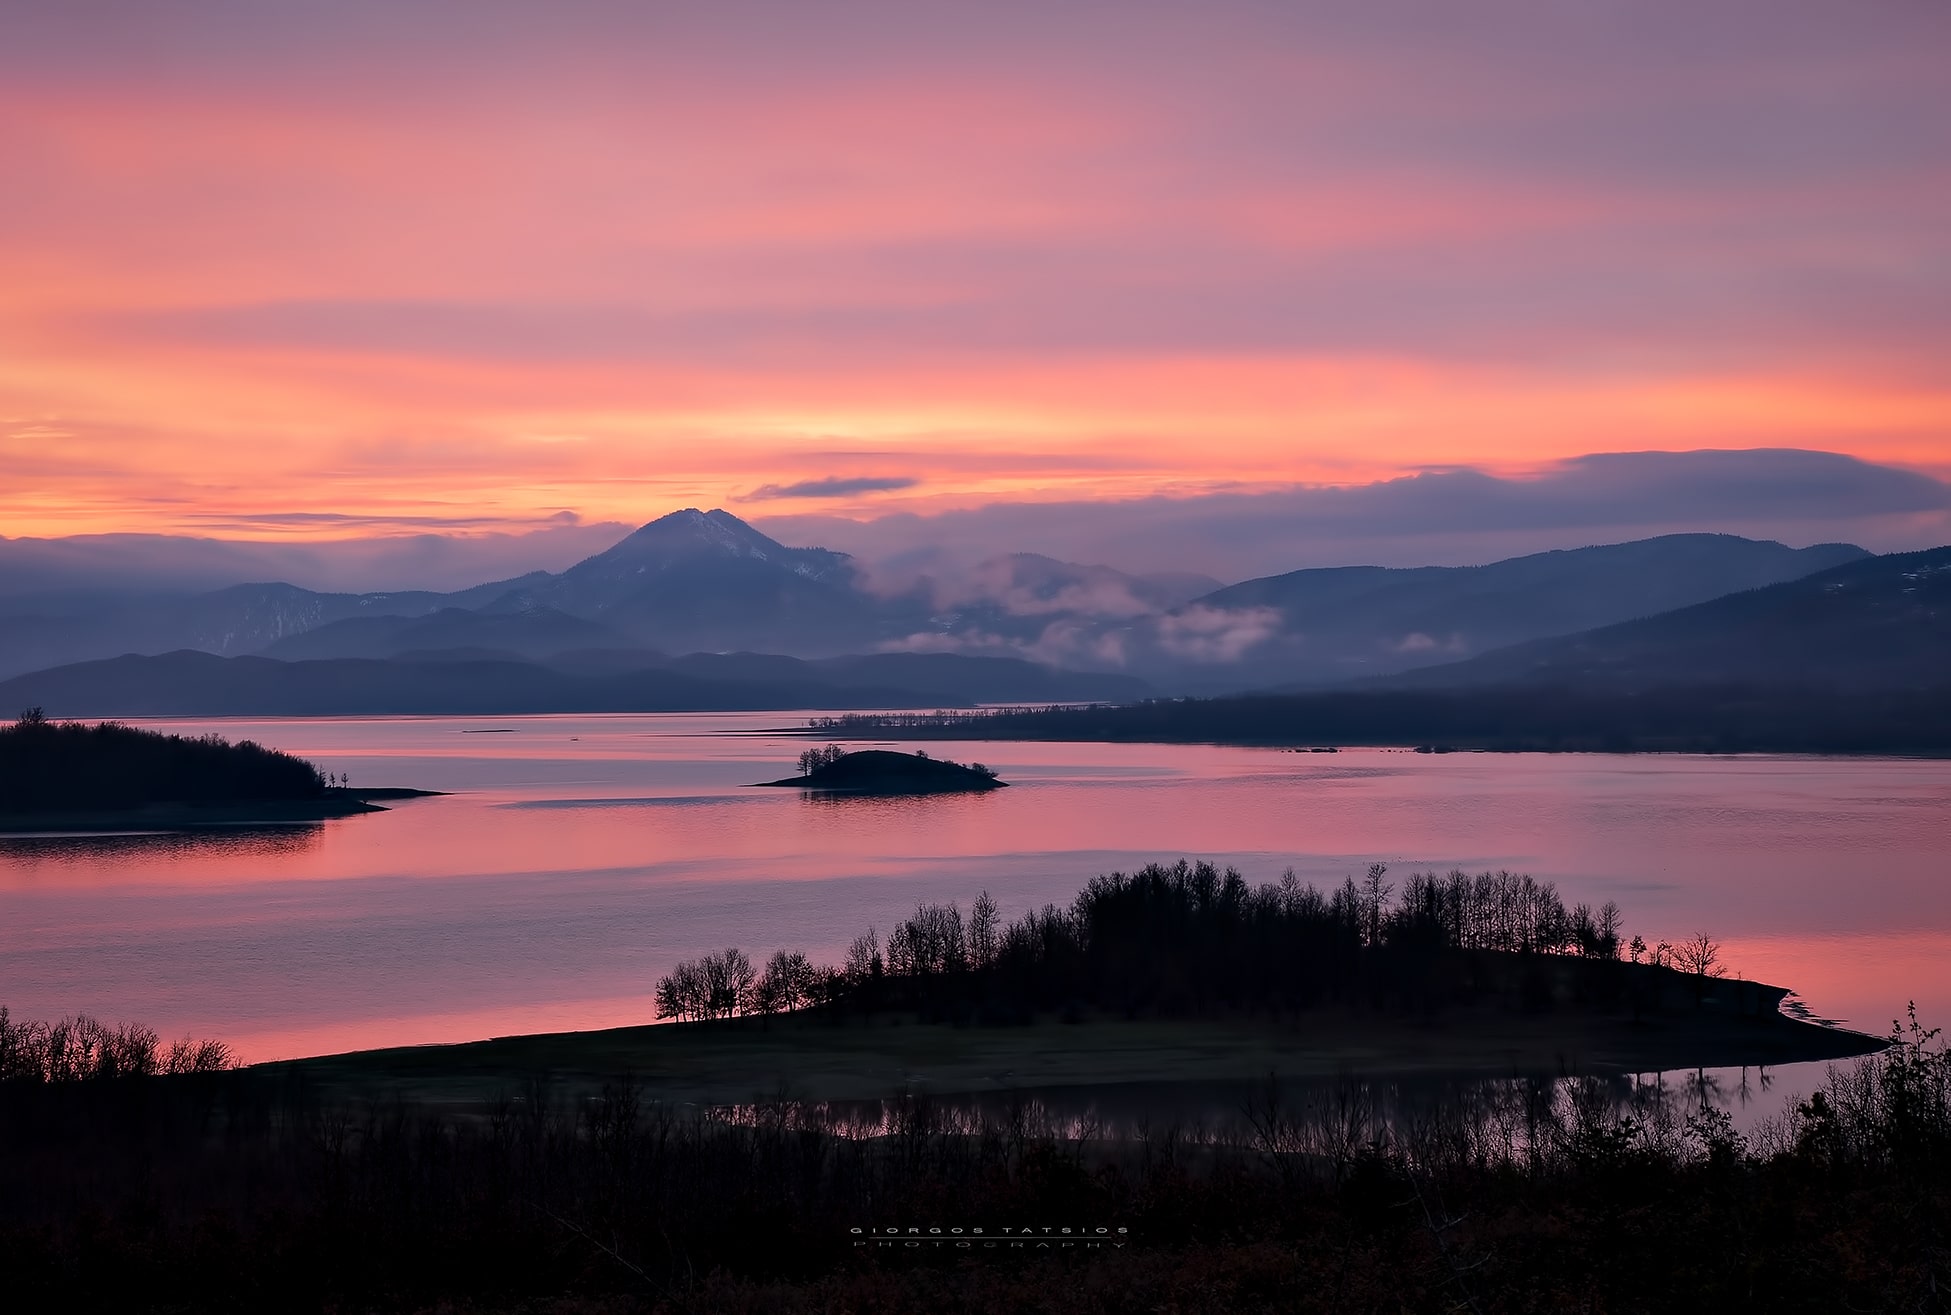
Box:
3;3;1947;538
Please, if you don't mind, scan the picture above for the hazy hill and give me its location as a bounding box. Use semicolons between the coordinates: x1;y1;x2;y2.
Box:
260;606;634;661
1150;534;1869;688
0;576;550;680
1363;545;1951;694
663;650;1151;703
0;648;1147;717
0;652;929;718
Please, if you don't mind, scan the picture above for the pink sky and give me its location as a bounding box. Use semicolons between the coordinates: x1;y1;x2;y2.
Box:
4;1;1948;546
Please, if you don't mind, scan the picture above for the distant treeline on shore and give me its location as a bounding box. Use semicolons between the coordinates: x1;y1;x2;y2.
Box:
808;682;1951;754
657;859;1730;1026
0;708;325;813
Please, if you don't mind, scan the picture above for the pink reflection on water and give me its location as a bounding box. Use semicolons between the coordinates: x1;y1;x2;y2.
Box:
1;715;1947;1063
224;993;669;1064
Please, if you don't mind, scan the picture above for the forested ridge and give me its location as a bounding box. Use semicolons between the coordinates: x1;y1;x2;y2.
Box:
0;709;324;813
810;682;1951;753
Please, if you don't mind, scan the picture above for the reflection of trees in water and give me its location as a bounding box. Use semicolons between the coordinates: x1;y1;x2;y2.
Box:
0;825;324;866
794;791;994;810
791;792;999;827
745;1066;1788;1160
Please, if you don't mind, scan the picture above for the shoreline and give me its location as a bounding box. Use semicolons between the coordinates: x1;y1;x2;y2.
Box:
778;721;1951;758
765;726;1951;761
269;992;1887;1110
0;787;441;834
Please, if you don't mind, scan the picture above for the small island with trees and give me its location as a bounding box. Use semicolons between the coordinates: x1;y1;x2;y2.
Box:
0;708;434;831
754;744;1006;795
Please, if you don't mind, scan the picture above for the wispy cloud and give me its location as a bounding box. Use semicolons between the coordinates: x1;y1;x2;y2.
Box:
178;509;586;532
1155;605;1283;663
754;449;1951;581
743;476;918;500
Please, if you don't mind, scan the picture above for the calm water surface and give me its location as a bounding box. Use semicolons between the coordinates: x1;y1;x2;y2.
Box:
2;714;1946;1089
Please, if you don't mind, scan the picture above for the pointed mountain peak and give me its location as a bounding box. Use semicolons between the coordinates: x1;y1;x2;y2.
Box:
556;507;854;590
615;507;785;560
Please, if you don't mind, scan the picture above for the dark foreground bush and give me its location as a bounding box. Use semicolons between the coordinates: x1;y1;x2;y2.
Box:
0;1008;1945;1312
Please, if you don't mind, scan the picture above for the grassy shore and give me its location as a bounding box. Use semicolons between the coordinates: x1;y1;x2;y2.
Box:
276;979;1884;1110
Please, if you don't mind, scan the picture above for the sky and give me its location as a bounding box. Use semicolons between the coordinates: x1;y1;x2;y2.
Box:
3;0;1949;576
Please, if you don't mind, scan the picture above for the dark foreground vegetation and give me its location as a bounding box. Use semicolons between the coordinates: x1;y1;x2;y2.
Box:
0;707;325;815
0;1000;1945;1312
808;681;1951;753
0;864;1917;1310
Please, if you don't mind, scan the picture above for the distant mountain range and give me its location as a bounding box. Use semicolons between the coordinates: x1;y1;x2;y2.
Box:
1362;545;1951;694
0;649;1150;718
0;524;630;600
0;576;548;680
814;546;1951;753
258;606;634;662
1117;534;1870;689
0;506;1929;716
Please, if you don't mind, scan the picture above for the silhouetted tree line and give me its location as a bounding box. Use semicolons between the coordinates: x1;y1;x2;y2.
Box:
660;861;1693;1026
0;1006;234;1081
808;682;1951;753
0;1003;1943;1310
0;708;326;812
655;948;832;1021
796;742;848;775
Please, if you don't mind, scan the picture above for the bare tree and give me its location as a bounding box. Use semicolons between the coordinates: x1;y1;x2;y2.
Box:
844;926;883;981
1598;902;1624;959
969;891;1000;967
885;902;969;977
655;960;707;1021
1674;933;1723;978
797;744;845;775
1360;863;1392;947
703;948;756;1018
757;950;816;1015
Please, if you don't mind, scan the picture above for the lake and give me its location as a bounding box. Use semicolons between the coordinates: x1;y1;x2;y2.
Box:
3;714;1947;1104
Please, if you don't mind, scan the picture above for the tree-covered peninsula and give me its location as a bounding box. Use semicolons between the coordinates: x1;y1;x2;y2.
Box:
0;708;407;828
